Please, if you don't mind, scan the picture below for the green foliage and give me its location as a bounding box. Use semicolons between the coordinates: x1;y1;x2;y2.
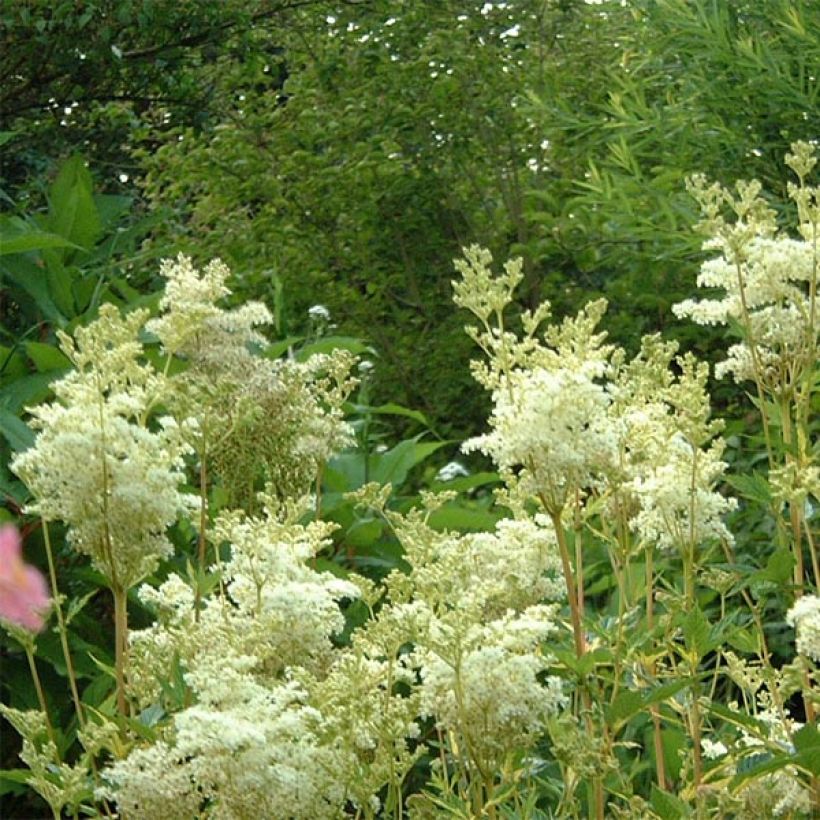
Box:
0;155;161;508
526;0;820;354
2;2;820;817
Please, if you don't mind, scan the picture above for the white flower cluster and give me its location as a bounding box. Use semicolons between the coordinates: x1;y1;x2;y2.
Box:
104;675;348;820
464;367;616;509
674;153;819;390
455;250;736;554
786;594;820;662
114;498;363;816
627;435;737;552
146;254;272;362
128;498;358;706
145;255;356;503
376;506;568;768
414;606;566;753
12;305;197;588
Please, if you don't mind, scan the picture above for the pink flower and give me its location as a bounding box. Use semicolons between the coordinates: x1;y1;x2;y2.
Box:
0;525;50;633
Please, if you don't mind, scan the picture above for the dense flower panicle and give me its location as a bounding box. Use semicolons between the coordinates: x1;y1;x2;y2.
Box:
117;497;366;816
128;497;358;708
676;146;819;391
103;675;349;820
11;305;197;589
786;595;820;662
145;254;272;360
414;606;566;751
454;248;735;553
143;255;357;504
464;367;616;510
0;525;50;633
627;436;737;552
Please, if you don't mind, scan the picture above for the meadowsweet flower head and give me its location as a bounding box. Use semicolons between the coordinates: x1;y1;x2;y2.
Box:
787;595;820;662
675;146;819;393
0;525;50;634
465;367;616;510
146;254;271;361
11;305;197;588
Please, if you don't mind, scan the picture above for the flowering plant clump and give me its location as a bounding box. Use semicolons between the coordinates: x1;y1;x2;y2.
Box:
2;147;819;818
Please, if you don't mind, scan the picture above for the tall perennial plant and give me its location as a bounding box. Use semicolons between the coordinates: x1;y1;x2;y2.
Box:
1;147;818;818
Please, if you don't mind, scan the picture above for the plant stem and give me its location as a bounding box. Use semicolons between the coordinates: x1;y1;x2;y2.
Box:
195;449;208;622
547;508;585;659
24;642;58;753
646;545;667;790
546;506;604;820
112;584;129;717
42;520;84;729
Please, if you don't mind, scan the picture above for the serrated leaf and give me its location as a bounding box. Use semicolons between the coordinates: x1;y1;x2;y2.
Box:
725;472;772;505
682;604;712;659
754;548;795;585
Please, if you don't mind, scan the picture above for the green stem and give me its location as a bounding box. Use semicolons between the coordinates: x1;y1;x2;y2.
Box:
646;545;667;791
42;520;84;729
684;448;704;796
112;584;129;717
195;447;208;622
24;643;58;753
547;508;585;660
546;506;604;820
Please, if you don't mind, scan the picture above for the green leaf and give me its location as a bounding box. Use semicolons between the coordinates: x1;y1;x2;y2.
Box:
0;406;34;452
681;604;712;659
607;690;645;726
650;784;690;818
93;193;132;230
295;335;374;360
263;337;304;359
753;548;795;585
47;155;102;251
706;701;766;735
354;402;432;428
607;678;691;729
792;724;820;776
24;341;71;372
369;437;449;488
0;225;80;255
430;471;501;493
344;518;384;549
324;455;365;492
0;370;59;412
725;626;759;655
725;472;772;505
87;652;117;681
0;769;31;797
3;255;65;322
427;502;504;533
